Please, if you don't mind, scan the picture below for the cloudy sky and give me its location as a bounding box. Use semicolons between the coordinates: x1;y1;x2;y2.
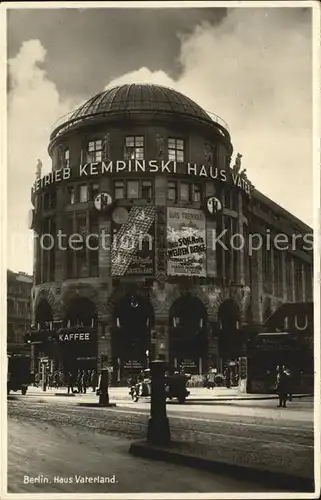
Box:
6;4;313;274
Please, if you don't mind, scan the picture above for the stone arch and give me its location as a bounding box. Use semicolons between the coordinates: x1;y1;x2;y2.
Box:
63;296;97;327
60;284;98;319
112;292;155;330
34;287;55;312
169;294;208;331
218;299;241;330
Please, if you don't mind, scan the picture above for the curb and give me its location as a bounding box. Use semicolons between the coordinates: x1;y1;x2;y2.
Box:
77;402;117;408
182;394;313;402
54;393;75;397
129;441;314;492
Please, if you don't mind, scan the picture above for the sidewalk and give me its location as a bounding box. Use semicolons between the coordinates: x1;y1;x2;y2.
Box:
25;385;313;402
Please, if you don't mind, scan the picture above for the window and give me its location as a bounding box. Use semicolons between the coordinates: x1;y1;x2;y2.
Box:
168;138;184;162
114;181;125;200
180;182;190;201
304;264;313;301
142;181;152;200
127;180;139;199
86;140;102;162
294;259;303;301
124;136;144;160
7;298;15;315
64;149;70;167
273;248;283;297
90;183;100;200
285;254;293;301
79;185;88;203
168;181;177;201
192;184;201;202
67;185;75;205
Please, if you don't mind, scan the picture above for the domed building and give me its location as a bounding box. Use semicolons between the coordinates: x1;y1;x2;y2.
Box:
29;83;313;390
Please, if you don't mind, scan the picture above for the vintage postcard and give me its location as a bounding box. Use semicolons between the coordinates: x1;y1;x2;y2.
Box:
1;1;320;499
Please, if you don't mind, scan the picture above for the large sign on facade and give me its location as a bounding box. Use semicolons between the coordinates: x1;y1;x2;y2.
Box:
167;208;206;277
111;206;155;277
32;160;253;195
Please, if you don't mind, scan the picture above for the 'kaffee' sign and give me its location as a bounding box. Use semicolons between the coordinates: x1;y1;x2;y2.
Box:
58;332;91;342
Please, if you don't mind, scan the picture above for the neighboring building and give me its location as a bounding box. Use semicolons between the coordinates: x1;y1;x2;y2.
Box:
28;83;313;386
7;270;33;356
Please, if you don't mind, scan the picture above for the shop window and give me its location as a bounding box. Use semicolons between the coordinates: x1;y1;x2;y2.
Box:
114;180;125;200
124;136;144;160
86;140;102;162
79;185;88;203
168;138;184;162
167;181;177;202
127;180;139;199
180;182;190;201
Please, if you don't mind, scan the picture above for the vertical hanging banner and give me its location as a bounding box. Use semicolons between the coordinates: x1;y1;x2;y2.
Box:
167;208;206;277
111;206;155;276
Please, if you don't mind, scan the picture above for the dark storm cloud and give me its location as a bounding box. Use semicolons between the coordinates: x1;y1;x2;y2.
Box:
7;7;226;99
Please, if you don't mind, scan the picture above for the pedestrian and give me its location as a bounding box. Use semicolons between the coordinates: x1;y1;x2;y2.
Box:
34;372;39;387
67;371;74;394
82;370;89;394
275;366;289;408
77;369;83;394
283;365;293;401
91;369;98;392
224;366;231;388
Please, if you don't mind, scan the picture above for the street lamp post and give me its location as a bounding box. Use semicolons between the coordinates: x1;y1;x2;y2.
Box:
147;360;171;445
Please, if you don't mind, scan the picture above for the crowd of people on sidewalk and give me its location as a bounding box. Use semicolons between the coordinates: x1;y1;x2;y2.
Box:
33;368;99;394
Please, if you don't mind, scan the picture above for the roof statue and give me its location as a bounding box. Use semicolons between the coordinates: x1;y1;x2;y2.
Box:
36;159;42;179
232;153;242;173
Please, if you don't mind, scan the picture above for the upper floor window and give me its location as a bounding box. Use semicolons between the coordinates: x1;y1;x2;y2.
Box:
64;148;70;167
180;182;189;201
168;138;184;162
127;180;139;199
113;179;153;200
141;181;152;200
86;140;102;162
124;136;144;160
67;183;99;205
79;185;88;203
115;181;125;200
167;181;202;203
168;181;177;202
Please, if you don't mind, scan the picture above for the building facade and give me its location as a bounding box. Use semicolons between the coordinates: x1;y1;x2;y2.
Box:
28;84;313;385
7;270;33;357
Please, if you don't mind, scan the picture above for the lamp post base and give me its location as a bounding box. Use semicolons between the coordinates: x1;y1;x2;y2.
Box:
147;416;171;446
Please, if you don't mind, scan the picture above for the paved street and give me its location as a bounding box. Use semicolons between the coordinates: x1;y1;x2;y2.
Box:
6;389;314;494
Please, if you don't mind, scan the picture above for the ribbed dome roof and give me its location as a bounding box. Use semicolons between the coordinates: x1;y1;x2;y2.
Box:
69;84;213;123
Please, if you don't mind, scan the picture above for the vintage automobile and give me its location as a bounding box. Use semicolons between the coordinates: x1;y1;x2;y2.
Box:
129;369;190;404
7;354;31;395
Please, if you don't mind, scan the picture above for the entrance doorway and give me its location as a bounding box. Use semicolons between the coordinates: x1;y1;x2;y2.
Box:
112;293;154;383
169;294;208;374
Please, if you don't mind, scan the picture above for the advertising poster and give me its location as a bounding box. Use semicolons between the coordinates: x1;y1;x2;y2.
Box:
111;206;155;276
167;208;206;277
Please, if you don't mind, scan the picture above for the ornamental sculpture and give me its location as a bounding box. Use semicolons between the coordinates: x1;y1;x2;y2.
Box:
232;152;242;173
36;159;42;179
